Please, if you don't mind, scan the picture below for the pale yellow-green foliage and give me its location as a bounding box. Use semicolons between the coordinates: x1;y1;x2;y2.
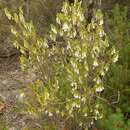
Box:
5;0;118;129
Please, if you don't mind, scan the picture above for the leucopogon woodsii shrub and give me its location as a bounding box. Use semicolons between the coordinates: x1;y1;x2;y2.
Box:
5;0;118;129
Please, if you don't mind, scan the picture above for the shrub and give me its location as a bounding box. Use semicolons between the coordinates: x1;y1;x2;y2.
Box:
5;0;118;129
103;4;130;115
96;4;130;130
96;107;130;130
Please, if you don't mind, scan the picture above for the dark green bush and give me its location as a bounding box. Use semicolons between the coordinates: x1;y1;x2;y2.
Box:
96;4;130;130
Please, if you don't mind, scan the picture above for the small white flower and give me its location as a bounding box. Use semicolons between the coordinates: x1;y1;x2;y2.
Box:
111;48;116;54
48;112;53;117
81;97;86;102
99;19;104;25
100;70;105;76
75;68;79;74
45;110;48;114
79;122;83;126
56;110;59;114
93;60;98;67
104;65;109;72
75;50;80;57
73;29;77;37
67;43;71;50
18;93;25;101
20;93;25;98
60;30;64;36
95;109;99;115
11;28;17;35
96;78;101;84
84;73;88;78
91;121;94;125
92;24;95;29
84;113;87;117
74;94;80;99
71;62;77;70
63;23;69;31
113;54;119;63
79;14;84;21
75;104;80;108
71;82;77;87
51;26;57;34
72;103;80;108
37;56;40;62
56;17;61;24
99;30;105;37
96;86;104;92
82;52;86;59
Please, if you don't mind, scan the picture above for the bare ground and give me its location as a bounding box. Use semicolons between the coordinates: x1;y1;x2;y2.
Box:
0;54;37;130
